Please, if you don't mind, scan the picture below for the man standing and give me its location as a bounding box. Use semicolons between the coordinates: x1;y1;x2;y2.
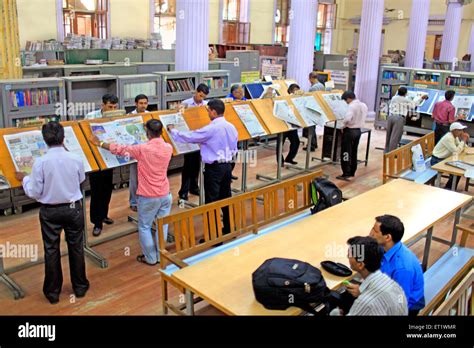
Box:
368;215;425;316
431;122;469;190
304;72;326;151
85;94;119;236
178;83;210;202
90;119;173;265
340;236;408;316
15;122;89;304
385;87;428;152
432;90;457;144
128;94;151;212
276;84;301;165
168;99;238;235
336;91;368;181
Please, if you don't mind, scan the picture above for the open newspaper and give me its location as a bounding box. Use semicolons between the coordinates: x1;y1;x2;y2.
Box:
435;94;474;121
292;96;329;127
90;116;147;168
4;127;92;174
233;104;267;138
160;113;200;154
321;93;348;121
273;100;302;127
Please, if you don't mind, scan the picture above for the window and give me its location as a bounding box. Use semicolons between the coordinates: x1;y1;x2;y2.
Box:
62;0;108;38
222;0;250;44
274;0;290;46
154;0;176;49
274;0;336;52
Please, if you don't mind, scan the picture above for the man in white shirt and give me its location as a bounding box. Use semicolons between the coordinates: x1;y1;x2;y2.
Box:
336;91;368;181
333;236;408;316
431;122;470;190
385;87;428;153
129;94;150;212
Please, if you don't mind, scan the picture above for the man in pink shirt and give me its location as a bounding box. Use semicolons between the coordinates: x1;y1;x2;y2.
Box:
432;90;456;144
90;119;173;265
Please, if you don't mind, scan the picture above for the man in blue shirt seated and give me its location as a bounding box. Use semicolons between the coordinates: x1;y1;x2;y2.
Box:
369;214;425;316
226;84;247;101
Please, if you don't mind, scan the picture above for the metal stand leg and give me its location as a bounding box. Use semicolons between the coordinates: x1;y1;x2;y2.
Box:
241;141;248;193
422;226;434;271
451;209;462;246
330;121;338;164
365;130;371;167
185;289;195;315
199;161;205;206
435;173;441;187
0;257;24;300
256;133;284;183
82;189;108;269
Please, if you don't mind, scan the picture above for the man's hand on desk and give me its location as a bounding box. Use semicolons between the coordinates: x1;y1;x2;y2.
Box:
15;172;27;181
167;124;175;132
346;283;360;298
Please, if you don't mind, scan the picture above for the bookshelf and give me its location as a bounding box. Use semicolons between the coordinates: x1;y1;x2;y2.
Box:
442;72;474;95
154;71;199;110
63;75;118;120
199;70;230;98
411;69;443;89
117;74;161;112
23;66;64;78
375;66;412;129
0;78;66;128
424;61;453;71
63;65;102;76
136;62;171;74
100;63;138;76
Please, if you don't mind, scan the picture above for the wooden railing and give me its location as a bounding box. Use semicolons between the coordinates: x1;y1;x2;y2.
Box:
157;170;323;315
433;269;473;315
383;132;435;184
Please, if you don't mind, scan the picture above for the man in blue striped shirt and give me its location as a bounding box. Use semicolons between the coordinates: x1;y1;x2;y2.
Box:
369;215;425;316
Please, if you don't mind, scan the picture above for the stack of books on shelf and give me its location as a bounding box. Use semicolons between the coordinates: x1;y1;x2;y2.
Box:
446;76;472;88
25;40;63;51
414;74;440;83
166;78;195;93
202;77;227;89
124;82;157;99
8;89;60;108
382;71;406;81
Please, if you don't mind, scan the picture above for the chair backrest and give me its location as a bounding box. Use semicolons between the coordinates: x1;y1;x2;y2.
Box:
383;132;435;183
157;170;324;269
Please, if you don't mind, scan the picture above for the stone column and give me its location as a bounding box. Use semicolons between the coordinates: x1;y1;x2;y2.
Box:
439;0;464;62
354;0;385;118
286;0;318;91
405;0;430;68
175;0;209;71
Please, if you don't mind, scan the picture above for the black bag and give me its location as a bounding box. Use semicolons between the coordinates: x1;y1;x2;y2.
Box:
252;257;330;314
310;178;343;214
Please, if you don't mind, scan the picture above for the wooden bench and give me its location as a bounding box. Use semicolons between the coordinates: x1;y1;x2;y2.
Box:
156;170;324;315
383;132;436;184
421;224;474;315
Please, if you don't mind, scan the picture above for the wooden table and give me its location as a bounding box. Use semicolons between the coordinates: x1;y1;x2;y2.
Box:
170;180;472;315
431;148;474;190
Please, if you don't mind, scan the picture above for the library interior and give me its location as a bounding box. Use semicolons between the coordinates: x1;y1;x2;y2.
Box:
0;0;473;319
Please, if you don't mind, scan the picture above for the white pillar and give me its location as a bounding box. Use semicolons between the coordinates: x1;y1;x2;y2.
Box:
286;0;318;91
354;0;384;118
439;0;464;62
405;0;430;68
175;0;209;71
468;24;474;72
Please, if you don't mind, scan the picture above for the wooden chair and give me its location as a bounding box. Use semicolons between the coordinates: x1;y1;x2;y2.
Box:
383;132;436;184
421;224;474;315
157;170;324;315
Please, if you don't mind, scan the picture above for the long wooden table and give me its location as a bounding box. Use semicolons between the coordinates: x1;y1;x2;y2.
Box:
169;179;472;315
431;148;474;190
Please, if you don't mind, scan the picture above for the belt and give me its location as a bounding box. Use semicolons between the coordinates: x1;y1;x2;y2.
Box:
206;161;232;165
42;200;81;208
435;122;449;127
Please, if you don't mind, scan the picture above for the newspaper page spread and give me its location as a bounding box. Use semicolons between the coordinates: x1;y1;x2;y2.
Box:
435;94;474;121
90;116;147;168
321;93;349;121
273;100;302;127
292;96;329;127
4;127;92;174
160;113;200;154
232;104;267;137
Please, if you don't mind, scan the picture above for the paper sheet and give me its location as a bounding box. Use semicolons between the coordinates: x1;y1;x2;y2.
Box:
4;127;92;174
321;93;349;121
233;104;267;138
160;113;200;154
273;100;302;127
292;96;329;127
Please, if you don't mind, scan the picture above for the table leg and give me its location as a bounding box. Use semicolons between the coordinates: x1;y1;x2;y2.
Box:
451;176;458;191
199;161;205;206
241;140;248;193
365;130;371;167
451;209;462;246
330;121;338;163
435;173;441;188
422;226;434;271
0;256;24;300
185;289;195;315
82;190;108;269
305;129;313;171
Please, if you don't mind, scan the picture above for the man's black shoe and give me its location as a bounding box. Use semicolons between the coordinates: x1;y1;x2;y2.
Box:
231;175;238;181
103;217;114;225
47;297;59;304
179;194;188;201
75;287;89;298
92;226;102;237
285;160;298;165
336;175;351;182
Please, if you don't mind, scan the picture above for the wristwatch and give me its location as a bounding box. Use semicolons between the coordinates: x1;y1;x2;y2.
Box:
100;141;104;148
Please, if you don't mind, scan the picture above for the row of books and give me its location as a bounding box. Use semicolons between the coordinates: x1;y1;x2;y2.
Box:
123;82;158;99
382;71;407;81
9;89;60;108
12;115;60;128
166;78;196;93
445;77;473;88
202;77;228;90
413;74;440;83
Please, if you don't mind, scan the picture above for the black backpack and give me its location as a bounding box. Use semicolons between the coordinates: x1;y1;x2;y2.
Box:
252;257;331;314
310;178;343;214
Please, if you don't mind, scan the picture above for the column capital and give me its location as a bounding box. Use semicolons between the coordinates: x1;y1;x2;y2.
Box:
447;0;472;5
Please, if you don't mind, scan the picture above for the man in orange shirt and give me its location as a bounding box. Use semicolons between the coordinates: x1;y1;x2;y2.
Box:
90;119;173;265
